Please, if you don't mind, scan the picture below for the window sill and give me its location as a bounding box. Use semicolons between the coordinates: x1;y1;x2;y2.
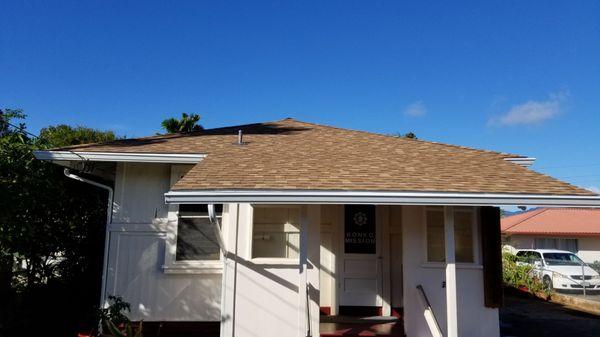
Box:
250;258;300;266
162;262;223;275
420;263;483;270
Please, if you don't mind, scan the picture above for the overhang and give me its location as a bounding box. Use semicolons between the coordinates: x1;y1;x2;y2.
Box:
33;150;205;163
164;189;600;207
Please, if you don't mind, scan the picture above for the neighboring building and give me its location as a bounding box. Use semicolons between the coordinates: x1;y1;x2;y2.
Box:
34;118;600;337
502;208;600;263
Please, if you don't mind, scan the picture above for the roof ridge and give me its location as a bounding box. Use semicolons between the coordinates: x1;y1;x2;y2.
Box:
56;116;523;159
283;118;523;158
503;208;549;232
54;120;277;151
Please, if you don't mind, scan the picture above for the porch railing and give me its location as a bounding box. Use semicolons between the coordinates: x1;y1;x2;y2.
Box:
416;285;443;337
306;283;312;337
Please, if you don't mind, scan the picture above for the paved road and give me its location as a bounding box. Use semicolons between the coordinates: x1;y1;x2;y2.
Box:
500;291;600;337
564;291;600;302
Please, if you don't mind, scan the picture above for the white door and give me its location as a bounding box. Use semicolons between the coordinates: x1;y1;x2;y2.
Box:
339;205;383;307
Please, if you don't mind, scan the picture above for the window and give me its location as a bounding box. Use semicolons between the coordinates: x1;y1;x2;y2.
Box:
543;252;583;266
534;238;578;253
454;209;474;263
426;208;445;262
425;207;476;263
252;206;300;259
175;204;222;261
516;251;542;264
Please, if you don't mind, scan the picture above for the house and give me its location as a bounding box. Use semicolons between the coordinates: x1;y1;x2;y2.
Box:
502;208;600;263
33;118;600;337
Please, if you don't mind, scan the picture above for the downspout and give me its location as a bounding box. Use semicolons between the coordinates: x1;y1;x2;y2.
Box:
208;204;227;255
208;204;230;337
63;169;113;309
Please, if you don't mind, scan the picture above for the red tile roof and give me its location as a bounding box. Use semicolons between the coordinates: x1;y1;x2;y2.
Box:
502;208;600;236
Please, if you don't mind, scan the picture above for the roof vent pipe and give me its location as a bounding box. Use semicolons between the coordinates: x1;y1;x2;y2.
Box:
237;129;243;145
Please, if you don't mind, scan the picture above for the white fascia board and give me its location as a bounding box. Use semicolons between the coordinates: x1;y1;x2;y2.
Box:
164;189;600;207
504;157;536;167
33;150;205;164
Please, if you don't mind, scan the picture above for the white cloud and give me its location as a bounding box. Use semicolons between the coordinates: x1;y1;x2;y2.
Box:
488;92;567;126
587;186;600;194
403;101;427;117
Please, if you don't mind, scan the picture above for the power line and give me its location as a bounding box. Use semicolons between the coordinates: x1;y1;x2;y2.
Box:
536;163;600;170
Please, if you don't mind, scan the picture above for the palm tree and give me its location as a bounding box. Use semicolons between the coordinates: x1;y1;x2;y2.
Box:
161;113;204;133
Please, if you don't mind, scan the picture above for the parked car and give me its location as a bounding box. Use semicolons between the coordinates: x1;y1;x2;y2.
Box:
515;249;600;291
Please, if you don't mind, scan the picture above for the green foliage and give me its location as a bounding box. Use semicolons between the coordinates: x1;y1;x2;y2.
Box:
389;131;418;139
161;113;203;133
104;320;143;337
589;261;600;274
99;296;142;337
0;109;120;337
99;296;131;327
39;124;119;148
502;252;549;295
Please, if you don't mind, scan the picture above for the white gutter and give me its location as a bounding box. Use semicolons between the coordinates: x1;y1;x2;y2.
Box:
504;157;536;167
164;189;600;207
63;169;113;310
34;150;205;164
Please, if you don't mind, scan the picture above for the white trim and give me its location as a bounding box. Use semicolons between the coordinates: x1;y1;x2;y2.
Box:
420;263;483;270
33;150;206;163
444;206;458;337
504;157;536;167
164;189;600;207
162;261;223;274
162;203;224;274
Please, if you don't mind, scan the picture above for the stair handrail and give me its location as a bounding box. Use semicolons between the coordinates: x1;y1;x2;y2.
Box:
306;283;312;337
417;284;443;337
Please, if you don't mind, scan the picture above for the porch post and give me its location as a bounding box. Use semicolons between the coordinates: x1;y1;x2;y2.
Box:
299;205;320;337
444;206;458;337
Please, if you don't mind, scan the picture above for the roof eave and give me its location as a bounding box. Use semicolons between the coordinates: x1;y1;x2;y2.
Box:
164;189;600;206
34;150;206;164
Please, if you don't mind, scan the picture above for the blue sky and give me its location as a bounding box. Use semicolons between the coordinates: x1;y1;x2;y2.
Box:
1;1;599;192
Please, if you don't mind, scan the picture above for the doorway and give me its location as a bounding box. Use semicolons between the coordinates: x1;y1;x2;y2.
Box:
339;205;383;309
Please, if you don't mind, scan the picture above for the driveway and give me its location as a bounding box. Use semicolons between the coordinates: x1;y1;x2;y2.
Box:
564;291;600;303
500;291;600;337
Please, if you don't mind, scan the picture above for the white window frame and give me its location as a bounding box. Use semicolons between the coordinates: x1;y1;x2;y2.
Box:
162;165;224;274
249;204;302;265
422;206;481;268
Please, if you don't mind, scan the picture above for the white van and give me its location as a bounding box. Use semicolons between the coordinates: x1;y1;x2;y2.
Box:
516;249;600;291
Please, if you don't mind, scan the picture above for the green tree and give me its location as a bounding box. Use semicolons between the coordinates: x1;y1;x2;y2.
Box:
161;113;203;133
0;109;119;337
389;131;418;139
39;124;119;147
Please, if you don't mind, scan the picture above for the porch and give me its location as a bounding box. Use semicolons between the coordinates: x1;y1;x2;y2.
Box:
217;203;502;337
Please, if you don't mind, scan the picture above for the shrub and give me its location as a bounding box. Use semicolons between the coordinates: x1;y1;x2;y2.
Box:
502;252;549;295
589;261;600;274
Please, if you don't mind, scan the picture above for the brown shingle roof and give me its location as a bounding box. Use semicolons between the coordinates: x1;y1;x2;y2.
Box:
56;118;595;196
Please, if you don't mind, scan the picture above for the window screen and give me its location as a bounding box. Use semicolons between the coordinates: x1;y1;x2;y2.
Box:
426;208;445;262
534;238;578;253
175;204;222;261
454;210;474;263
252;206;300;259
426;207;476;263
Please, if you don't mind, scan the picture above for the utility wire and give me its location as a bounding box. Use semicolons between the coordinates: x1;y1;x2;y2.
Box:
1;115;90;169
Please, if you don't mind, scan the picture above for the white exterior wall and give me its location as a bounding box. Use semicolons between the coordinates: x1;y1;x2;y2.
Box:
502;234;534;254
221;204;321;337
104;163;222;321
578;237;600;263
504;234;600;263
103;165;499;336
402;206;499;337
